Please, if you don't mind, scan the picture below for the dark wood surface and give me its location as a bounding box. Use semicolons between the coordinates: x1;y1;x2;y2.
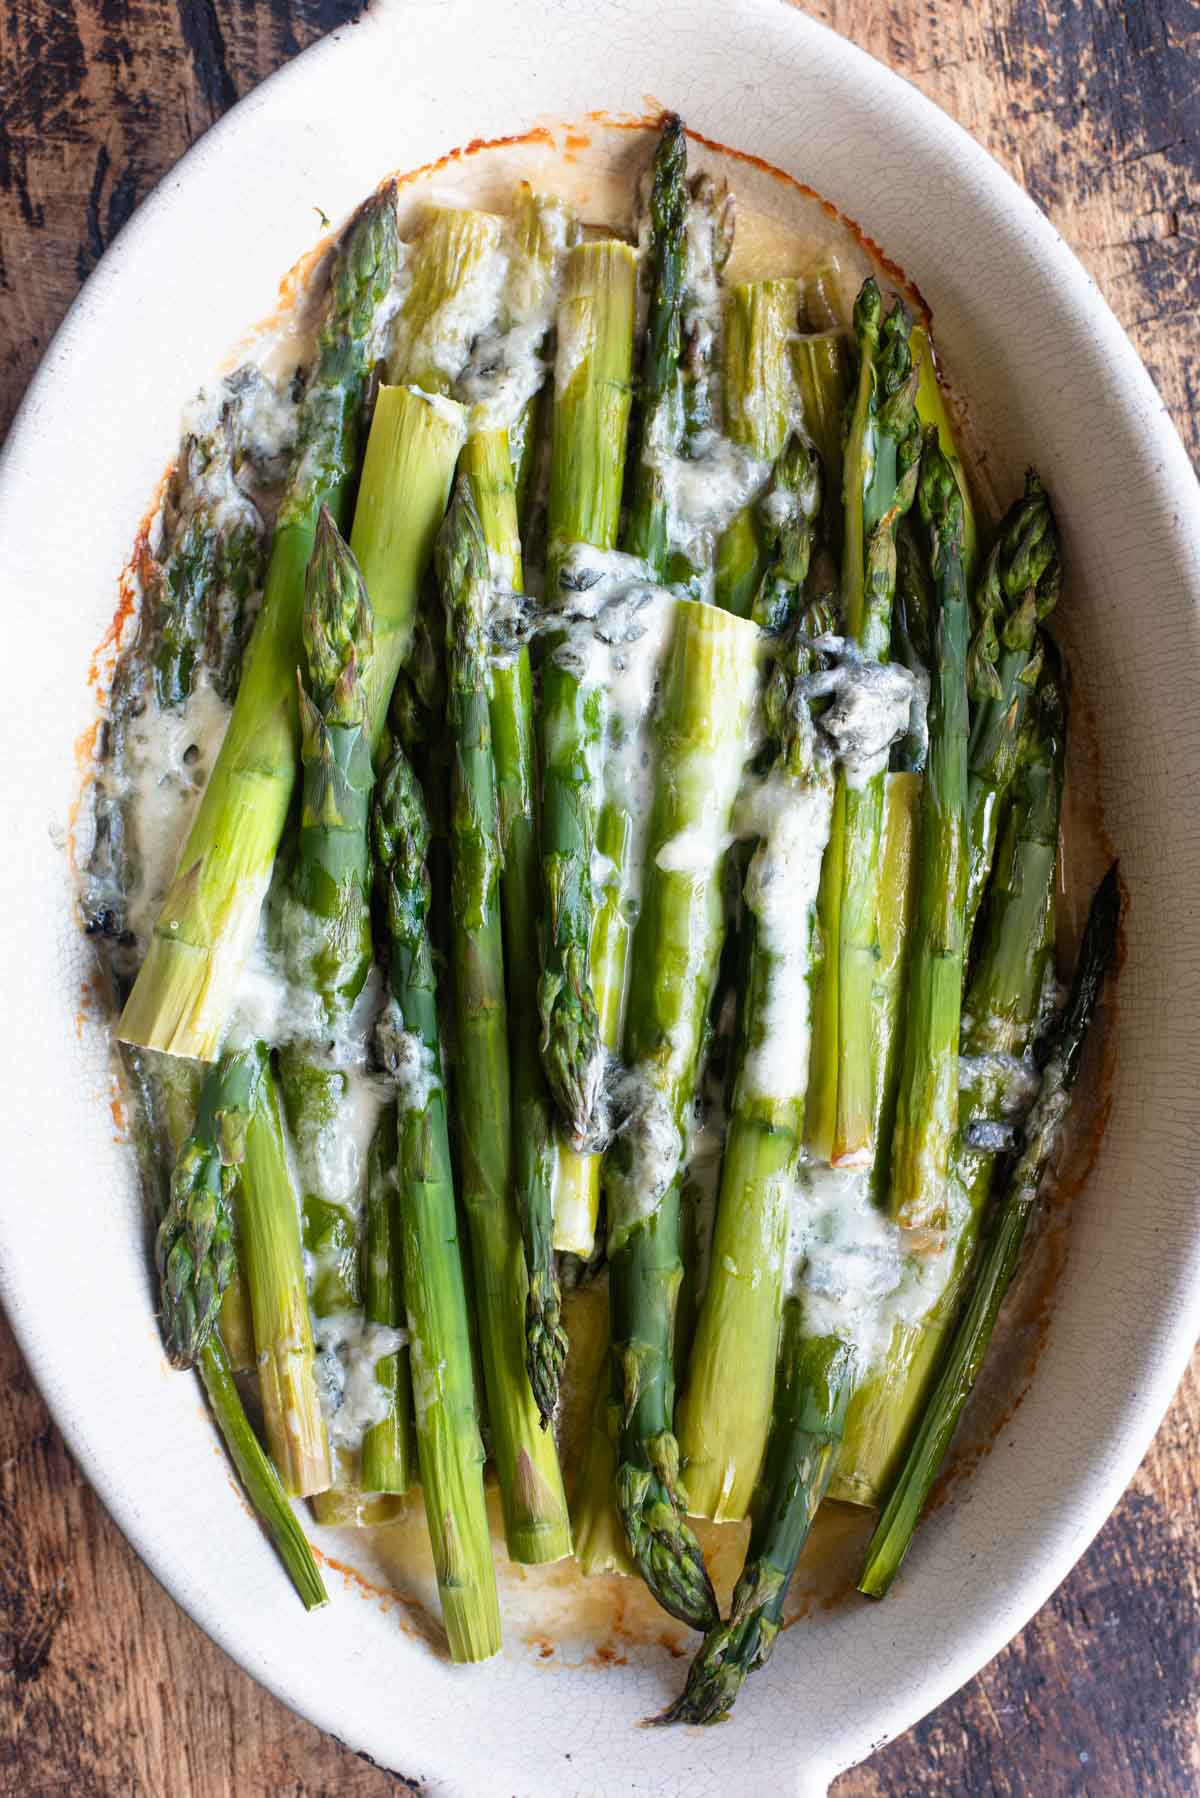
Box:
1;2;1197;1791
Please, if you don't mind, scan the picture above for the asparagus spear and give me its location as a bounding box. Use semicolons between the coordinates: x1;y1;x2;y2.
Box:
200;1328;328;1609
625;113;688;572
119;190;400;1059
387;206;506;396
267;508;409;1509
910;320;979;585
278;505;375;1013
963;473;1061;955
462;430;567;1423
792;331;852;549
865;526;931;1196
676;474;831;1522
714;280;796;617
91;392;325;1604
660;1321;855;1723
444;195;573;1412
820;278;921;1169
129;1047;327;1608
678;172;734;464
833;668;1064;1505
569;1277;637;1579
152;418;266;710
605;597;762;1629
349;382;468;735
156;1048;263;1367
438;478;572;1562
373;744;501;1660
538;239;637;1143
888;432;971;1231
553;125;694;1257
860;862;1120;1596
241;1048;332;1498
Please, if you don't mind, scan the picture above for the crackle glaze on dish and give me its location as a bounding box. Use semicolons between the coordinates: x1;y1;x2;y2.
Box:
1;1;1198;1792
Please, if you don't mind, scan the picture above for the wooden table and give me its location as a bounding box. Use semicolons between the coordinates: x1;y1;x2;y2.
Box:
1;2;1196;1791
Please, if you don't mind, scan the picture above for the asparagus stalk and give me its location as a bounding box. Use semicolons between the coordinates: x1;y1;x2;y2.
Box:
118;190;400;1058
888;432;971;1231
538;240;637;1141
824;278;921;1169
438;478;572;1562
624;113;689;571
832;668;1064;1505
349;382;468;736
241;1048;332;1498
660;1320;855;1723
282;506;375;989
963;473;1061;956
713;280;795;617
152;417;266;710
569;1278;637;1579
857;521;931;1198
803;260;854;332
910;321;980;585
859;862;1120;1596
156;1048;264;1367
678;172;734;463
128;1046;328;1607
463;428;567;1423
452;194;573;1410
676;485;831;1523
373;745;501;1660
91;373;326;1602
269;508;410;1512
200;1330;329;1609
605;597;761;1630
792;330;852;548
553;125;695;1257
387;206;506;396
356;1107;410;1503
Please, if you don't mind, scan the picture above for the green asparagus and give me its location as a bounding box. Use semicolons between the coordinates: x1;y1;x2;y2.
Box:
374;744;502;1660
538;239;637;1144
605;597;761;1629
860;862;1120;1595
157;1048;263;1367
438;478;571;1562
963;472;1061;955
554;120;694;1256
676;472;831;1522
819;277;921;1170
119;190;400;1058
833;666;1064;1505
714;279;795;617
241;1048;332;1498
661;1321;855;1723
463;429;567;1424
889;431;971;1231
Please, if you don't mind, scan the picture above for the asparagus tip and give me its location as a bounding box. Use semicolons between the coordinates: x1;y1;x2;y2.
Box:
617;1460;719;1633
525;1276;569;1428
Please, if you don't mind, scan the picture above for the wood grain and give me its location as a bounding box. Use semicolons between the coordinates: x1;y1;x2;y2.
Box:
1;2;1197;1792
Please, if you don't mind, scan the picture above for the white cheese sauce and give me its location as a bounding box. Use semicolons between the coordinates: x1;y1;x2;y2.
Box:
313;1312;407;1449
461;195;571;432
784;1161;967;1368
803;633;928;789
734;764;834;1104
387;217;510;390
120;676;233;952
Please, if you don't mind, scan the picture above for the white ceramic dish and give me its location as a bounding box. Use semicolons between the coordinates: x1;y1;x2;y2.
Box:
2;1;1199;1790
